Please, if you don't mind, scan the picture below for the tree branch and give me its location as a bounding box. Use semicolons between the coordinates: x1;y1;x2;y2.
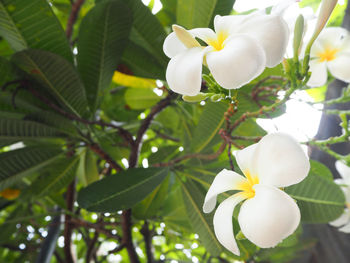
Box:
140;221;154;263
88;143;123;172
121;209;140;263
64;181;76;263
66;0;85;41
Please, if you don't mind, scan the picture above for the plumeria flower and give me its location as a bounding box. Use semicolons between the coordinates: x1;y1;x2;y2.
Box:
163;12;289;96
203;133;310;255
307;27;350;87
330;161;350;233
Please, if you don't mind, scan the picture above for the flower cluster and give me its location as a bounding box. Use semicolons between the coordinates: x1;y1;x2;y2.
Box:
163;12;289;96
203;133;310;255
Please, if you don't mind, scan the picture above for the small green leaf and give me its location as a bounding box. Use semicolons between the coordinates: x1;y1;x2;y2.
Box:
124;88;162;110
77;167;169;212
77;150;99;186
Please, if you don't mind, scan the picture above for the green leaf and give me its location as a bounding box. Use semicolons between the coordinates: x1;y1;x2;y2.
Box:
0;57;20;86
77;149;99;186
286;166;345;223
77;0;132;111
12;49;89;117
0;146;63;190
0;0;72;62
181;179;222;256
124;88;162;110
28;156;79;198
121;42;165;79
133;175;170;219
309;160;333;181
190;101;227;152
125;0;168;65
176;0;218;28
0;118;66;140
77;167;168;212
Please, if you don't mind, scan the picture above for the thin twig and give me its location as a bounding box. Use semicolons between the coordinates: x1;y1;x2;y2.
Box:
88;143;123;172
66;0;86;41
121;210;140;263
140;221;154;263
64;181;76;263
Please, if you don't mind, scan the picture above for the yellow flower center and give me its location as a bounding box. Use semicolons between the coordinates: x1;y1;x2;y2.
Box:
206;31;229;51
317;48;339;62
237;171;259;199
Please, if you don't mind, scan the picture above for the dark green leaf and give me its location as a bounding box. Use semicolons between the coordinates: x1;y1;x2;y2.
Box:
0;57;19;86
286;165;345;223
12;49;89;117
0;118;66;140
0;0;72;62
77;167;168;212
0;146;62;190
77;0;132;111
181;178;223;256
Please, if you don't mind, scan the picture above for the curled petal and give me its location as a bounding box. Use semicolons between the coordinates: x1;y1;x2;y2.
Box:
238;184;300;248
235;143;258;176
213;14;250;35
163;32;187;58
330;209;350;228
327;53;350;83
237;15;289;67
206;35;266;90
307;60;328;87
339;221;350;233
213;193;246;255
203;169;246;213
335;161;350;182
166;47;209;96
253;133;310;187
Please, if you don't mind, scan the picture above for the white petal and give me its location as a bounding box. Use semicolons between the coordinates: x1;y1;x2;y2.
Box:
237;15;289;67
213;14;251;35
213;193;246;255
163;32;187;58
327;53;350;83
206;35;266;90
235;143;258;175
307;60;328;87
166;47;208;96
315;27;349;51
330;209;350;227
271;0;298;16
163;28;216;58
203;169;246;213
338;221;350;233
253;133;310;187
238;184;300;248
335;161;350;181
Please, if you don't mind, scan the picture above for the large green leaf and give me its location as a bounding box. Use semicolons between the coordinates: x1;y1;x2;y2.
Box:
286;163;345;223
28;155;80;198
190;101;227;152
125;0;168;65
77;167;168;212
12;49;89;117
0;57;19;86
0;146;62;190
177;0;235;28
0;118;66;140
0;0;72;62
124;88;162;110
121;42;165;80
181;179;223;256
77;0;132;111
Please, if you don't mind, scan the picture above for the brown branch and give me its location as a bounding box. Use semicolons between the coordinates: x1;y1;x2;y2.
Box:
129;92;176;168
121;210;140;263
86;231;99;263
66;0;85;41
140;221;154;263
88;143;123;172
153;129;180;142
64;181;76;263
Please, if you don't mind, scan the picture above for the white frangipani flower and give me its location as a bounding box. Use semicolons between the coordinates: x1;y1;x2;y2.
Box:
307;27;350;87
203;133;310;255
330;161;350;233
163;13;289;96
